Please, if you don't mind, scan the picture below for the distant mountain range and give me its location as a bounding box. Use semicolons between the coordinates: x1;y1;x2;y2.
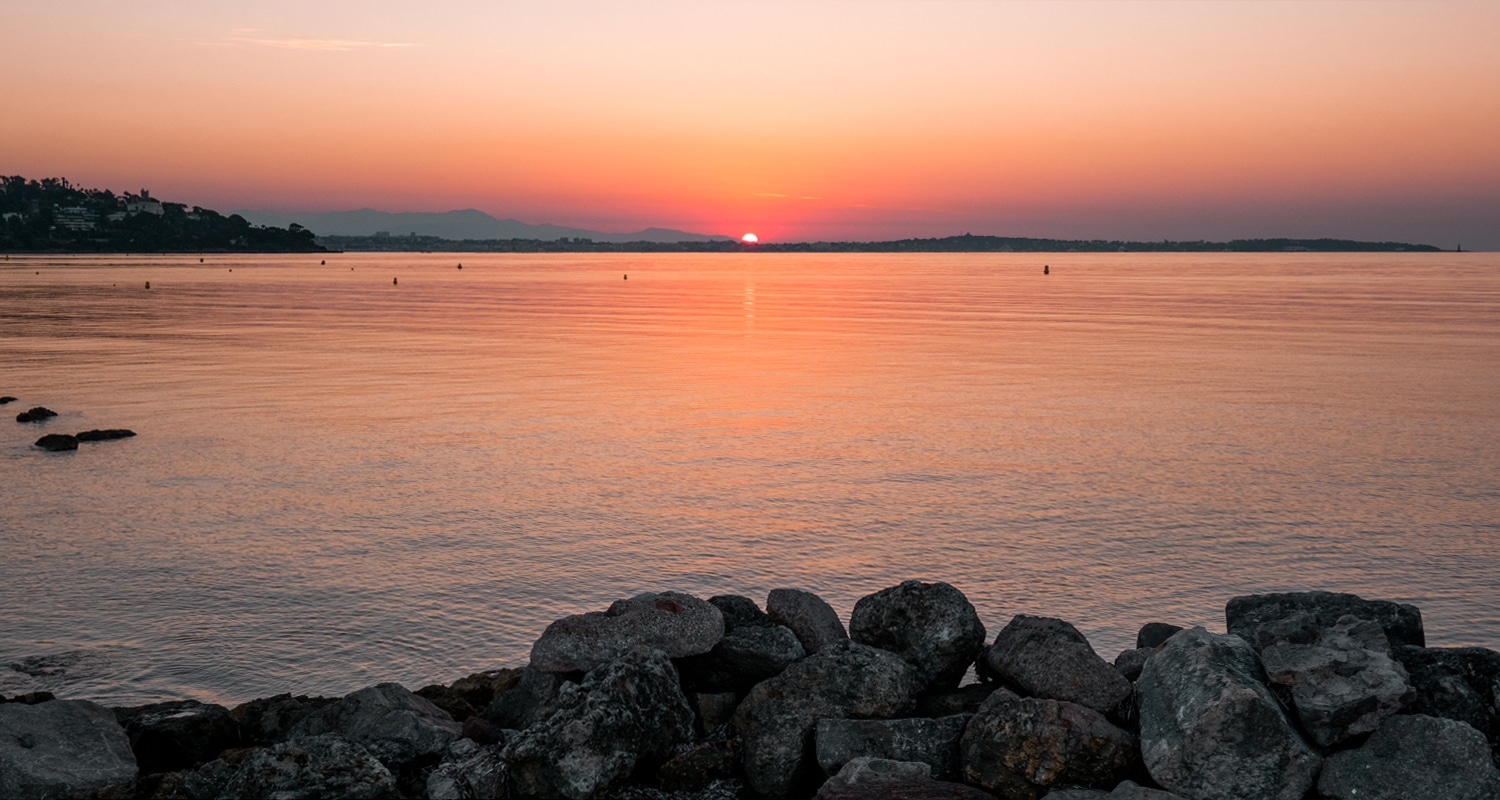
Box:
234;208;733;244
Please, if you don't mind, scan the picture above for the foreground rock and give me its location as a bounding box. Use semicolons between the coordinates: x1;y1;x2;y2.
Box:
735;640;920;798
983;615;1132;714
849;580;987;691
530;591;725;672
1317;714;1500;800
34;433;77;451
0;698;137;800
503;647;695;799
76;429;137;442
114;699;238;773
426;738;510;800
209;733;400;799
823;756;932;787
766;589;848;655
1258;615;1412;747
292;682;459;784
15;406;57;423
677;624;806;694
1137;627;1320;800
480;665;567;730
228;693;336;746
1392;645;1500;751
816;714;970;780
1226;591;1424;649
960;688;1136;800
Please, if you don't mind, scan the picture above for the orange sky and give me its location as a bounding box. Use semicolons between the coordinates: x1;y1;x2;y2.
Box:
3;1;1498;246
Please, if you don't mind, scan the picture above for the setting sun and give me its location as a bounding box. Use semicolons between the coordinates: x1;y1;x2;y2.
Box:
741;233;759;243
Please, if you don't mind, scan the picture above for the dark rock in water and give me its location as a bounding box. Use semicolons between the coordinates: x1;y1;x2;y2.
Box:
983;615;1133;714
481;664;567;730
1136;627;1320;800
659;739;741;793
816;776;993;800
1114;647;1154;682
915;683;997;717
734;640;920;799
1226;591;1424;650
1259;615;1413;747
292;682;460;774
0;691;55;705
0;698;138;800
502;647;695;799
34;433;76;451
849;580;987;692
114;698;239;773
0;396;16;404
530;591;725;673
75;428;136;442
228;692;336;746
710;594;774;631
426;738;510;800
816;714;970;780
1317;714;1500;800
1136;623;1183;650
766;588;849;656
677;624;805;694
1392;645;1500;752
959;688;1137;800
213;733;400;799
15;406;57;423
459;715;508;745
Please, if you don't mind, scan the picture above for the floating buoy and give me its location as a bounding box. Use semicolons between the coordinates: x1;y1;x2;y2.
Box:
145;281;151;289
1044;265;1049;275
393;277;398;285
457;263;462;269
321;260;326;265
624;274;628;280
229;268;232;272
199;258;204;263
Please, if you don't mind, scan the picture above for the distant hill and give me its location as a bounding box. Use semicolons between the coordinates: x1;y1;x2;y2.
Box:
235;208;733;244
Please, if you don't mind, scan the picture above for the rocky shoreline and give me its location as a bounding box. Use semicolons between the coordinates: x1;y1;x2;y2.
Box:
2;584;1497;799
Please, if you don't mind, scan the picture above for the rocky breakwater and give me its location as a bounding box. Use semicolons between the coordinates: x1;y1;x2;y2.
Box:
3;585;1499;800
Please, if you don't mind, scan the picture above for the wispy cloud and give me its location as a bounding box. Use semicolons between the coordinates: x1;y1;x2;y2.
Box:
229;36;420;52
754;192;821;200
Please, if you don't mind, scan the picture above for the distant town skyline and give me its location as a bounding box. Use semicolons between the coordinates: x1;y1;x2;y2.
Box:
3;1;1498;248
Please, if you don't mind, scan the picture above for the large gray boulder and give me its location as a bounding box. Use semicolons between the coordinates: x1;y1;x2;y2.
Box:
212;734;400;799
983;615;1132;714
677;624;806;694
960;688;1137;800
766;588;849;655
848;580;987;691
1317;714;1500;800
1225;591;1424;650
1391;645;1500;751
530;591;725;673
0;699;137;800
502;647;695;799
734;640;921;799
292;682;460;770
816;714;970;780
1136;627;1320;800
1258;615;1413;747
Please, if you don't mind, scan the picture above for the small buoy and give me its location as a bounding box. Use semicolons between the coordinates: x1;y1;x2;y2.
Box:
1043;265;1049;275
393;277;398;285
321;260;326;265
145;281;151;289
229;268;232;272
624;274;628;280
457;263;462;269
199;258;204;263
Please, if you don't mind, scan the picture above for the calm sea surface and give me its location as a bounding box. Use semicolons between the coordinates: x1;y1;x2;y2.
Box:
2;252;1497;706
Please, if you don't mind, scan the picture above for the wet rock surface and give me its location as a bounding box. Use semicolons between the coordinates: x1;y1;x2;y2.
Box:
983;615;1133;714
530;591;725;673
1226;591;1425;650
848;580;987;692
766;589;849;656
1137;627;1320;800
0;699;137;800
1316;714;1500;800
960;688;1136;800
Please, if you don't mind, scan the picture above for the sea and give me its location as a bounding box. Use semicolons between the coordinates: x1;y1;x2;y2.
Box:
2;252;1497;707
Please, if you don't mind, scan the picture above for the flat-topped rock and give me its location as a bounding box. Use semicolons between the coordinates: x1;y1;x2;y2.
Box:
1226;591;1424;650
76;428;136;442
1259;615;1413;747
530;591;725;672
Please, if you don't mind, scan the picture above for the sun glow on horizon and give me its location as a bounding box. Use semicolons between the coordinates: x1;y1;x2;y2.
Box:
741;233;759;243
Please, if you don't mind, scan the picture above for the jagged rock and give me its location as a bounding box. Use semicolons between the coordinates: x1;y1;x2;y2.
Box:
659;739;741;792
816;777;993;800
677;624;805;694
76;429;136;442
1392;645;1500;751
915;684;997;717
1136;624;1182;650
114;699;238;773
735;640;921;799
983;615;1132;714
213;734;400;799
1225;591;1424;650
16;406;57;423
1136;627;1319;800
1114;648;1153;682
960;688;1137;800
34;433;77;451
228;693;336;746
1259;615;1413;747
824;756;931;786
816;714;969;780
1317;714;1500;800
502;647;695;799
0;699;137;800
426;738;509;800
710;595;773;631
292;682;460;771
848;580;987;692
481;665;566;730
693;691;739;735
530;591;725;673
766;589;848;655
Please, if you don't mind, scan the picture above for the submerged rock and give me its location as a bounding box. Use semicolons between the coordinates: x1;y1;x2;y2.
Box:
983;615;1132;714
1136;627;1320;800
959;688;1137;800
75;429;137;442
15;407;57;423
530;591;725;673
0;699;137;800
1317;714;1500;800
34;433;77;451
0;396;17;404
1226;591;1424;650
766;588;849;655
848;580;987;692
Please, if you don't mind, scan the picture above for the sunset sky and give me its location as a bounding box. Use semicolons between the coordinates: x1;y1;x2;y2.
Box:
4;1;1498;246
